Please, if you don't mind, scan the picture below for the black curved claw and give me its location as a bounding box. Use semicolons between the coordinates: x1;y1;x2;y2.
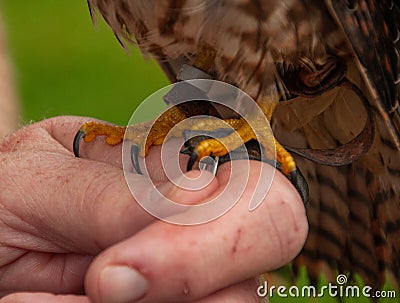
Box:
180;146;191;155
130;144;142;175
187;152;199;171
73;130;86;157
289;169;309;205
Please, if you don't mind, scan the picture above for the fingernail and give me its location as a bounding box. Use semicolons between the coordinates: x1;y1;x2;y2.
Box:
99;265;148;303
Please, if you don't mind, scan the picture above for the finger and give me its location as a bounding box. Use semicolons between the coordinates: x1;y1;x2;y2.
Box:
0;292;89;303
0;116;187;183
0;115;220;294
0;116;124;167
47;116;187;174
0;152;218;294
0;253;92;297
0;115;205;253
85;161;308;303
0;151;218;253
0;150;152;253
193;278;265;303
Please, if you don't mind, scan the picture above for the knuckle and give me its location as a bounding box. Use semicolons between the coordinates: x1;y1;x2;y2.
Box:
0;124;40;153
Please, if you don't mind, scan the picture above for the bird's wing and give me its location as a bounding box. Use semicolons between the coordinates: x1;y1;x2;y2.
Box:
274;61;400;288
326;0;400;147
273;0;400;288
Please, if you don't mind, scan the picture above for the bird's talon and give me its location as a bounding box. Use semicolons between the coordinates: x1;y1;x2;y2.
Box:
73;130;86;157
180;146;191;155
289;169;309;205
131;144;142;174
187;151;199;171
198;155;219;175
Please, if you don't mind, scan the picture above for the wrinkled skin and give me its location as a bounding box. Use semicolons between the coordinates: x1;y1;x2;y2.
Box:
0;116;307;303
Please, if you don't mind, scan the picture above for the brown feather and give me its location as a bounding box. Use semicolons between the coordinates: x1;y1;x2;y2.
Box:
87;0;400;289
273;61;400;287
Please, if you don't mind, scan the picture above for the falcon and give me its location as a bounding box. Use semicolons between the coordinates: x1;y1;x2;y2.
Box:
74;0;400;290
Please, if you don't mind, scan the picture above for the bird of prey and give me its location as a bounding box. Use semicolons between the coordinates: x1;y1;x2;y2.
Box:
75;0;400;291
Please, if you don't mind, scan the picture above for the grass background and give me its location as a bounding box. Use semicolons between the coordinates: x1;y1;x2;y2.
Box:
1;0;168;126
1;1;397;302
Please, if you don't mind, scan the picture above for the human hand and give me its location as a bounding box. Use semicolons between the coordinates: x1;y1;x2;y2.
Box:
0;116;308;302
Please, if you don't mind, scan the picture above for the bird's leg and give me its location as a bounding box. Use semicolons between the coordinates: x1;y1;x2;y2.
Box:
259;100;297;177
73;98;308;201
183;98;308;202
73;122;126;157
73;106;243;173
186;100;296;175
126;105;188;157
73;105;187;158
185;116;273;166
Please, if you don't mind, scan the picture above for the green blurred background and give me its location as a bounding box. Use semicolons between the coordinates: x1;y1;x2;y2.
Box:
1;0;169;126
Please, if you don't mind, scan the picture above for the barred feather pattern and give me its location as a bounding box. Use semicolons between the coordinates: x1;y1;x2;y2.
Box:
88;0;348;99
273;61;400;287
88;0;400;289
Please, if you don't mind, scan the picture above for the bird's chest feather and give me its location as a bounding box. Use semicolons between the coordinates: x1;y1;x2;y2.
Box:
151;1;346;97
93;0;348;98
